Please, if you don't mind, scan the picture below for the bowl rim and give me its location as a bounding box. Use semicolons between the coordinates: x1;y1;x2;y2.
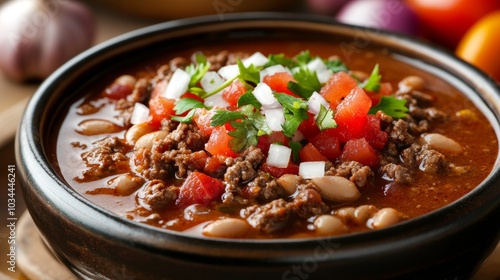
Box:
17;12;500;258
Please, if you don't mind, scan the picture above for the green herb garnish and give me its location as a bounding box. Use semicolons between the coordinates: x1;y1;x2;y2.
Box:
362;64;381;92
369;96;409;118
274;93;309;138
315;105;337;130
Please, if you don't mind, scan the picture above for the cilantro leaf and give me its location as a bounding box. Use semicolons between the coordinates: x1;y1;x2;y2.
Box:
210;105;271;152
185;61;211;87
193;52;207;64
275;93;309;138
237;59;260;86
174;98;206;115
265;53;298;68
288;67;322;99
237;90;262;109
171;110;196;123
295;50;314;66
289;141;302;163
369;96;409;118
362;64;381;93
228;121;259;152
210;110;245;126
240;105;272;136
315;105;337;130
325;59;349;73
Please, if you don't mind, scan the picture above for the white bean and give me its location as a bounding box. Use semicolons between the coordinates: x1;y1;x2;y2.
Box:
398;76;425;93
110;174;144;196
311;176;361;203
334;207;355;221
76;119;122;136
370;208;402;229
314;215;347;236
134;130;169;150
202;218;249;238
276;174;300;195
354;205;377;225
125;122;155;144
114;75;137;88
421;133;463;154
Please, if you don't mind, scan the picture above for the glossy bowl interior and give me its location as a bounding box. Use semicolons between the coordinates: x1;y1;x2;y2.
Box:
17;13;500;280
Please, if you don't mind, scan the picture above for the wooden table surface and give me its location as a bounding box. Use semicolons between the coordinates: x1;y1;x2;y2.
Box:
0;2;498;279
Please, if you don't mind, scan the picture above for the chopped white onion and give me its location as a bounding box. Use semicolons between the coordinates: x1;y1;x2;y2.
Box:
162;68;190;100
200;71;225;93
308;91;330;115
243;52;268;67
218;64;240;80
307;57;328;73
263;108;285;131
299;161;326;179
307;58;332;84
267;144;292;168
130;103;150;125
259;65;288;82
253;82;280;108
316;69;333;84
203;93;229;108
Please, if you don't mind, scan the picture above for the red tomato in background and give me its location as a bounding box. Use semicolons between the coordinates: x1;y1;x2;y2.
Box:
299;143;328;162
456;11;500;82
406;0;500;48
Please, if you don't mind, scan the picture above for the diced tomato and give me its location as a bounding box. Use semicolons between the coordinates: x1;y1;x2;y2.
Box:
261;161;299;178
222;79;247;107
203;155;226;177
334;86;372;139
193;108;217;138
363;115;388;150
262;72;298;97
205;126;238;158
148;96;176;129
256;131;289;154
309;130;342;161
320;72;358;109
298;112;321;140
175;171;225;207
341;138;380;167
366;82;393;105
299;143;328;162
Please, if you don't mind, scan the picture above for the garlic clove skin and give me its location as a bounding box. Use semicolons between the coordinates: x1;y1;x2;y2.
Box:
0;0;95;82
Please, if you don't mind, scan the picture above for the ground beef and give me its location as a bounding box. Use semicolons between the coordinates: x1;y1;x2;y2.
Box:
325;161;374;187
380;163;413;184
291;189;328;218
137;179;178;211
416;148;447;174
79;137;130;181
243;199;291;233
388;119;415;147
163;122;205;151
224;160;258;188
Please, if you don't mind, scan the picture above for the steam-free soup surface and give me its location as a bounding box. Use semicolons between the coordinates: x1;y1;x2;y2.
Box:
55;39;498;239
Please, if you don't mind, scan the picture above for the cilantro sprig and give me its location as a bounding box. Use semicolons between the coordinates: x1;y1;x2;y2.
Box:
362;64;381;93
274;93;309;138
369;96;409;118
171;98;207;123
211;105;271;152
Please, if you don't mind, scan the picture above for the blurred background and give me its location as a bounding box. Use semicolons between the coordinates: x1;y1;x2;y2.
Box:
0;0;498;279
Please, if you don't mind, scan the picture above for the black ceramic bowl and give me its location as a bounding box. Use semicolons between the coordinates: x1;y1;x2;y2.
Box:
16;13;500;280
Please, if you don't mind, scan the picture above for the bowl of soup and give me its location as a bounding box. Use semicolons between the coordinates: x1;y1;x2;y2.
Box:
16;13;500;279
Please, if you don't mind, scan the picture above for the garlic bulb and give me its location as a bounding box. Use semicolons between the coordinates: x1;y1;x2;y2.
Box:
0;0;95;82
